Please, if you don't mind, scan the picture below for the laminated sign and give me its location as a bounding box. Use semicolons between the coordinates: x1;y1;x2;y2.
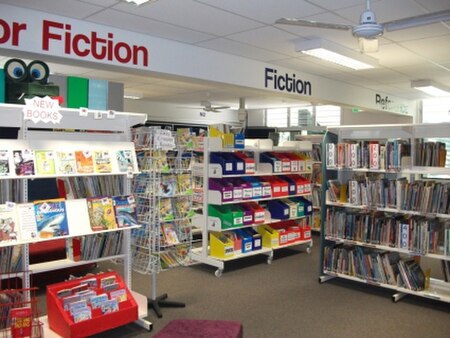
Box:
23;96;62;124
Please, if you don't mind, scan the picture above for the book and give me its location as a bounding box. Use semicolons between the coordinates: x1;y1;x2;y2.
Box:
89;293;109;309
75;150;94;174
0;203;19;243
159;198;174;221
161;222;179;246
34;150;56;175
73;308;92;323
34;198;69;238
10;307;32;338
100;275;116;289
13;149;35;176
66;237;81;262
159;175;177;197
100;299;119;314
177;174;192;195
17;203;38;240
109;288;127;302
177;128;194;149
116;149;134;173
87;196;117;231
56;150;77;175
0;149;10;176
174;196;194;219
112;195;139;228
93;150;112;173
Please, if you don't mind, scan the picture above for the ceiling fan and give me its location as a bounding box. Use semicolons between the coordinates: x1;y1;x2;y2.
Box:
275;0;450;52
199;100;230;113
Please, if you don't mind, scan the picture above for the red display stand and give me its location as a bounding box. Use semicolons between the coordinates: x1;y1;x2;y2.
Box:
46;271;138;338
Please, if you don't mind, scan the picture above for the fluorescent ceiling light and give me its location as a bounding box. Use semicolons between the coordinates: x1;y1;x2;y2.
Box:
124;91;143;100
295;38;378;70
411;80;450;97
125;0;155;5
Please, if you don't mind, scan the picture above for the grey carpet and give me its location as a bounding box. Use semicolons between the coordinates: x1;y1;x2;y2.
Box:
42;234;450;337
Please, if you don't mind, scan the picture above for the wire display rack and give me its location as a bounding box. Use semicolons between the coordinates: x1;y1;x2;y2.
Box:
0;271;42;338
131;126;194;318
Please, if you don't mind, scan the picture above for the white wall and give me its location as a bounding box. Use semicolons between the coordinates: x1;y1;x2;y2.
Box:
341;108;413;125
125;99;239;125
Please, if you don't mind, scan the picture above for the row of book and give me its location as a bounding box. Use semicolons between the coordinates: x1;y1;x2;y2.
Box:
133;172;193;197
326;139;448;170
132;126;199;151
136;149;194;173
325;208;450;255
327;178;450;215
0;246;22;273
160;220;192;247
323;245;426;291
159;245;190;269
0;148;135;177
0;195;138;244
0;180;22;205
61;176;124;199
78;232;123;261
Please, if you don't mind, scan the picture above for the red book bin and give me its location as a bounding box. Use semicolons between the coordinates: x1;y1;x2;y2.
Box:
46;271;138;338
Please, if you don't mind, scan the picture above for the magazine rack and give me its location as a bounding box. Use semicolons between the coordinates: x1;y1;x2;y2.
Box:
46;271;138;338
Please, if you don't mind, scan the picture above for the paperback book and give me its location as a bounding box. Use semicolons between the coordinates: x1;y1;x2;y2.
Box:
35;150;56;175
159;198;174;221
13;149;35;176
159;175;177;197
0;203;19;243
10;307;32;338
161;222;180;246
94;150;112;173
34;198;69;238
0;150;10;176
116;149;134;173
87;196;117;231
56;151;77;175
112;195;139;228
75;150;94;174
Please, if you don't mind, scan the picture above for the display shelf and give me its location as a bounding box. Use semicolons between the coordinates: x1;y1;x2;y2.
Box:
320;123;450;305
0;103;152;335
272;238;313;251
192;137;314;276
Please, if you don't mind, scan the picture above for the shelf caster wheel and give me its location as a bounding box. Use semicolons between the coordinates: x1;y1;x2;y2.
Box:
215;269;223;278
306;246;312;254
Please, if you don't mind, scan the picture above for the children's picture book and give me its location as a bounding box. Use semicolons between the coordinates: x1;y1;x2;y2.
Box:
100;299;119;314
174;196;194;219
177;128;194;149
13;149;35;176
89;293;109;309
0;203;19;243
159;198;174;221
161;222;179;246
0;150;10;176
109;288;127;302
34;198;69;238
10;307;32;338
100;275;117;289
73;308;92;323
56;150;77;175
35;150;56;175
153;150;169;172
75;150;94;174
94;150;112;173
112;195;139;228
177;174;192;195
159;175;177;197
17;203;38;240
87;196;117;231
116;149;134;173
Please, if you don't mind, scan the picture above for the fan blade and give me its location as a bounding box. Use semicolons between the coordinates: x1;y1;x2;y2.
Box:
212;106;231;110
275;18;352;31
383;9;450;32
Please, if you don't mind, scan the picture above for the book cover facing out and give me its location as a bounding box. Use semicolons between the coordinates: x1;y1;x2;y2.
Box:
34;198;69;238
67;76;89;108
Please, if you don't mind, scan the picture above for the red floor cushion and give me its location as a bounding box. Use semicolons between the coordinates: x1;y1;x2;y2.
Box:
153;319;243;338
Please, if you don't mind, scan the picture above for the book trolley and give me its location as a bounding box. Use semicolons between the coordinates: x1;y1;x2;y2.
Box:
191;137;314;277
131;126;194;317
319;122;450;303
0;103;152;336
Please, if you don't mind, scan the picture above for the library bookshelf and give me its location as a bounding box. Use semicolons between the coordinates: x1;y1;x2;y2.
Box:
319;122;450;303
0;103;152;336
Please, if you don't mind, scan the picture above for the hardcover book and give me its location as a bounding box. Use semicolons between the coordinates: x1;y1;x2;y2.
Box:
10;307;32;338
116;149;134;173
35;150;56;175
112;195;139;228
13;149;35;176
34;198;69;238
87;196;117;231
75;150;94;174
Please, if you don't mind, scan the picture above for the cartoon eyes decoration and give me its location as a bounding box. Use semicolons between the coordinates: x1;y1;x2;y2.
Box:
4;58;50;84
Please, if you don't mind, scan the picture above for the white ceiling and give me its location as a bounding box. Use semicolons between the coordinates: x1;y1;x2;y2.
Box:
1;0;450;109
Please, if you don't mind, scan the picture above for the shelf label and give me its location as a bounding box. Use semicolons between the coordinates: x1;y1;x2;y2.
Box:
23;96;62;124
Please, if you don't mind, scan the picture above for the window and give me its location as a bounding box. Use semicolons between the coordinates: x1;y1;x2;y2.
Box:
266;108;288;128
266;105;341;128
315;105;341;127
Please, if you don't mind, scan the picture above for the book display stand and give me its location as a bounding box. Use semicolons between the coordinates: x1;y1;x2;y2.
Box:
0;103;152;336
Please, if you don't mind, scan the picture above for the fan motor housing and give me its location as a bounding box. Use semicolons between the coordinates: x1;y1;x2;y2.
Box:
352;23;384;39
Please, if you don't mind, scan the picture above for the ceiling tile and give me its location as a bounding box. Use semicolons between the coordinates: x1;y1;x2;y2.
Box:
112;0;264;36
396;62;450;79
87;9;214;43
79;0;120;7
400;36;450;63
0;0;104;19
272;57;345;76
383;22;450;43
197;38;287;62
373;43;427;67
193;0;325;24
413;0;450;12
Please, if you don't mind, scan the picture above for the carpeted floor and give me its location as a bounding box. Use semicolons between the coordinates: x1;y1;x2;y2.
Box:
40;234;450;337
